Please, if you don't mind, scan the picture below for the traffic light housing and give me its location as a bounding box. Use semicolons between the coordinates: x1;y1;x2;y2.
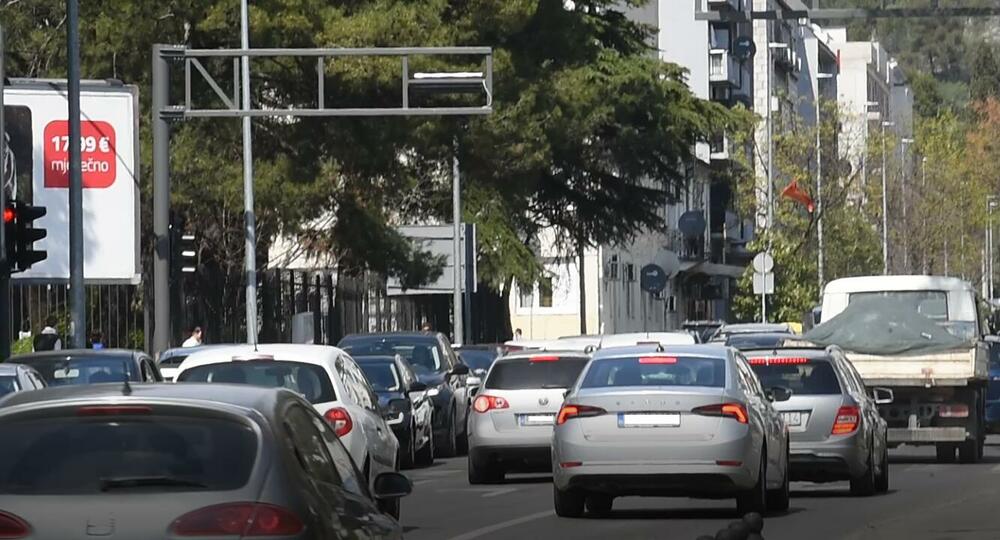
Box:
4;202;47;273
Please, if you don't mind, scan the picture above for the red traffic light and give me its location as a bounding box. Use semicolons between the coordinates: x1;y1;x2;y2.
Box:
3;208;13;224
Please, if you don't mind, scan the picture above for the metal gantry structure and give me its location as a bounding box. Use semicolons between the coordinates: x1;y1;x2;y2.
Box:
151;45;493;354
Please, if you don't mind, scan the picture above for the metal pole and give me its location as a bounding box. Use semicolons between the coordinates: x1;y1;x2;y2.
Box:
463;223;473;343
67;0;85;348
881;122;888;275
240;0;259;344
816;88;824;294
152;46;172;354
761;291;767;323
922;158;927;274
452;139;463;345
0;25;9;360
901;144;908;271
765;24;774;234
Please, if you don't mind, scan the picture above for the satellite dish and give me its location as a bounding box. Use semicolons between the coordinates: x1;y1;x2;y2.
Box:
678;211;706;237
733;37;757;61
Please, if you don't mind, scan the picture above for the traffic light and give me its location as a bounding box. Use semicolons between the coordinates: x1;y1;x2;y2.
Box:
3;202;47;273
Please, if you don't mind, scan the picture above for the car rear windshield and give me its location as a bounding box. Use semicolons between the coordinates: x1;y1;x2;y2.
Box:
178;361;336;404
340;336;444;374
0;376;19;396
458;348;500;372
25;356;140;386
485;357;590;390
359;362;400;392
0;415;257;494
580;356;726;388
749;358;842;395
727;334;788;350
158;354;189;368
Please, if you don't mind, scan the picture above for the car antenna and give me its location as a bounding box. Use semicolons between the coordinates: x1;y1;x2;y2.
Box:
122;360;132;396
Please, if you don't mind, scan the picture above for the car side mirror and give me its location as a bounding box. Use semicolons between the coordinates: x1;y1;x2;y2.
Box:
408;381;428;393
372;472;413;500
466;375;482;388
872;387;894;405
450;363;470;376
767;386;793;403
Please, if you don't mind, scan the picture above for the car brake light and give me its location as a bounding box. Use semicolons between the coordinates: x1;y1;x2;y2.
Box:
473;395;509;413
0;511;30;539
638;356;678;364
692;403;749;424
170;503;303;536
748;357;809;365
324;407;353;437
556;404;606;425
530;355;559;362
76;405;152;416
939;404;970;418
832;406;860;434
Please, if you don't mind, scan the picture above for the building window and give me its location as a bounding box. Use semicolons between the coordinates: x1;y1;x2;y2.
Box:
539;277;553;308
518;285;533;308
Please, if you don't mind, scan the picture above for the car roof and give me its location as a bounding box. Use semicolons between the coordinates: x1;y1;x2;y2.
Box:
10;349;147;362
739;347;834;360
176;343;347;372
158;344;231;359
822;275;972;294
341;332;439;340
354;355;405;365
498;350;591;361
0;381;290;414
726;332;797;342
592;344;731;359
717;323;792;334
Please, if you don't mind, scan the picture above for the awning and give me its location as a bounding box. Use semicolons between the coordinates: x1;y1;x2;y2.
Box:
678;260;746;279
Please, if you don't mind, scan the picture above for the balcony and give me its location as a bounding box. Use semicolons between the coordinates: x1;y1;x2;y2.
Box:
706;0;741;10
709;132;730;161
709;49;740;87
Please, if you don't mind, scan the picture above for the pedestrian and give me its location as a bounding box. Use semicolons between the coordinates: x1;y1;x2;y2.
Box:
421;321;432;332
33;316;61;351
513;328;523;341
182;326;203;347
90;331;105;350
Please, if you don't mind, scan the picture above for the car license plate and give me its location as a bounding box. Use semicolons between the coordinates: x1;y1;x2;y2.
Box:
618;413;681;428
781;411;804;427
519;414;555;426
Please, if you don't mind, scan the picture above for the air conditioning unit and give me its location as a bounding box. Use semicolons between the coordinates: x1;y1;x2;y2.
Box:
605;255;620;281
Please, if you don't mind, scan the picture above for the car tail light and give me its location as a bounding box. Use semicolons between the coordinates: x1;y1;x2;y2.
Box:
939;404;970;418
170;503;303;536
638;356;678;364
748;357;809;365
324;407;353;437
530;355;559;363
0;511;30;539
76;405;152;416
832;406;860;435
556;404;606;425
473;395;509;413
692;403;749;424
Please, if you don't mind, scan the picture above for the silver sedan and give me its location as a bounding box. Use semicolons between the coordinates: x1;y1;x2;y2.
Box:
552;344;790;517
746;346;891;495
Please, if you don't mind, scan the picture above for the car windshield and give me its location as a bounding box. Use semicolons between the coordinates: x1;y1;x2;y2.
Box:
485;356;590;390
23;356;138;386
0;376;20;397
749;358;842;395
727;334;788;350
340;336;443;374
158;354;189;368
581;356;726;389
358;362;400;392
0;415;257;495
178;361;336;404
459;348;500;373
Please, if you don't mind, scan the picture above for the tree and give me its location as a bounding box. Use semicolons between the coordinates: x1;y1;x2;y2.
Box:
970;43;1000;102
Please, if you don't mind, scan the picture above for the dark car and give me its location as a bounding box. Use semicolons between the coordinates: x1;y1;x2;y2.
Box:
681;320;725;344
455;344;503;378
986;338;1000;433
0;383;411;539
356;355;434;469
725;332;795;350
10;349;161;386
339;332;471;457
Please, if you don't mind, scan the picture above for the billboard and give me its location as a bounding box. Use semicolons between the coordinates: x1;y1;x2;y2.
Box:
4;80;140;283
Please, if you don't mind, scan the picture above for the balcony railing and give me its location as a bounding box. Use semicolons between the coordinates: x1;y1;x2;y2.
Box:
709;49;740;86
706;0;741;11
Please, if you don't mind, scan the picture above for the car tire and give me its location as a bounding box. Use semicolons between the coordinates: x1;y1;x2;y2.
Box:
585;494;613;517
936;443;956;463
415;422;435;467
400;424;416;470
554;485;586;518
737;451;767;516
437;406;458;458
875;443;890;494
849;448;877;497
468;453;504;484
766;445;790;513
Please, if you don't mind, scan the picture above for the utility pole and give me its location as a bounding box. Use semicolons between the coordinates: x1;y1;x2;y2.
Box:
881;121;894;275
901;137;914;272
816;72;833;295
67;0;86;347
452;142;462;345
922;156;928;274
0;25;9;360
240;0;259;344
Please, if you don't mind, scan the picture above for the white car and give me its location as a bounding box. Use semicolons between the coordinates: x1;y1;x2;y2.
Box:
174;344;400;496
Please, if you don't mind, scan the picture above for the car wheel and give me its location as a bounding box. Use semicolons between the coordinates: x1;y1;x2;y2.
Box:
585;494;613;517
553;485;586;518
415;420;435;467
849;448;877;496
468;453;504;484
766;445;790;513
437;406;458;458
936;443;956;463
400;424;416;470
875;443;890;494
737;451;767;516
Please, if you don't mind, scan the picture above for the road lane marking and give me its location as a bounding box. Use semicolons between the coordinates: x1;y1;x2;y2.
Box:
438;487;519;498
445;510;555;540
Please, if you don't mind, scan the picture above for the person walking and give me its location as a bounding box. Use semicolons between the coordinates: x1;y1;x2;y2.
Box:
32;316;61;351
182;326;203;347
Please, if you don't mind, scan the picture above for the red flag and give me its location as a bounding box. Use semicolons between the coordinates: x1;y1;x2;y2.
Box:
781;179;815;213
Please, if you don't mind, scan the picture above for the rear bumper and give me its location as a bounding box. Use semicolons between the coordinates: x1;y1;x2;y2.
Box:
789;434;867;480
558;470;748;498
470;445;551;472
888;427;967;444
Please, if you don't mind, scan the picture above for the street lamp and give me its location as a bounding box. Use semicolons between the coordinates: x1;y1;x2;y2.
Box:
815;72;835;295
766;36;789;237
881;120;895;275
900;137;915;272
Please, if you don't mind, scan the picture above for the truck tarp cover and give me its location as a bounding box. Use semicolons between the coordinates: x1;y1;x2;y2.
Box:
803;296;971;355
